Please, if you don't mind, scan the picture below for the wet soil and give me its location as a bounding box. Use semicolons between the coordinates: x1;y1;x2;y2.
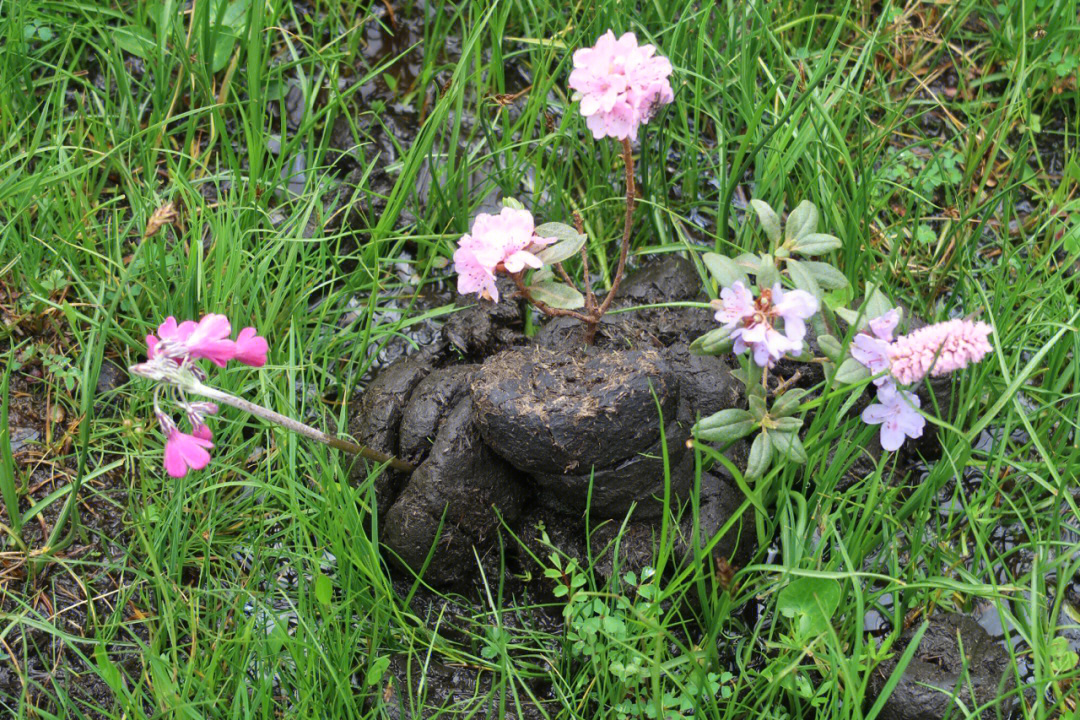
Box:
867;613;1015;720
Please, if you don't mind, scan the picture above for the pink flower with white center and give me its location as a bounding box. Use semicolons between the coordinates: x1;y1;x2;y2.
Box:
712;283;819;367
156;411;213;478
233;327;269;367
850;309;901;387
453;206;556;303
569;30;674;140
888;319;993;386
861;384;925;451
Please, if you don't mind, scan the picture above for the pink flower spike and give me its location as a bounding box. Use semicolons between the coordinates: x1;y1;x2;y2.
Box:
569;30;674;140
888;319;993;385
453;206;553;303
861;385;924;451
234;327;269;367
163;428;214;478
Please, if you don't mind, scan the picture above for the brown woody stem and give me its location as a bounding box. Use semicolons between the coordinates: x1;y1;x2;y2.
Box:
188;381;415;473
510;272;594;324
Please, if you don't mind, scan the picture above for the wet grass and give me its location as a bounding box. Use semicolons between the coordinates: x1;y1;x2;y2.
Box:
1;0;1079;718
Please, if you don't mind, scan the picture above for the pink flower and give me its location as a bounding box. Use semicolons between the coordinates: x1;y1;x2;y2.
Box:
164;428;214;477
233;327;269;367
850;309;901;386
888;319;993;386
861;384;925;451
156;411;213;477
712;283;819;367
453;206;556;302
569;30;674;140
181;401;218;441
147;314;236;367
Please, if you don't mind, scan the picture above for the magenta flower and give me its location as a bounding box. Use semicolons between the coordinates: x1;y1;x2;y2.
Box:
712;283;819;368
850;309;900;386
233;327;269;367
888;319;993;386
861;384;925;451
156;411;213;478
453;206;556;302
147;314;236;367
569;30;674;140
181;401;218;441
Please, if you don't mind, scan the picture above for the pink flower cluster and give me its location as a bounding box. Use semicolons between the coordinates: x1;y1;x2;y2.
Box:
569;30;674;140
453;206;556;303
712;282;819;368
145;315;268;477
887;318;993;386
147;314;268;368
850;311;993;451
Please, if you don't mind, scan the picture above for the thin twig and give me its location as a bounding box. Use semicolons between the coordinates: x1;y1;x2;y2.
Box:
573;211;596;314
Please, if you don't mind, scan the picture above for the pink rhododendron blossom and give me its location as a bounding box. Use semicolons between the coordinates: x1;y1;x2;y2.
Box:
569;30;674;140
711;283;819;368
453;206;556;303
850;309;901;387
888;319;993;385
233;327;269;367
861;384;925;451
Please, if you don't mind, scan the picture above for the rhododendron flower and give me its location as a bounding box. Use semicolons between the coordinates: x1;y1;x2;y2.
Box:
712;282;819;367
233;327;269;367
850;309;901;387
453;206;556;302
888;319;993;386
569;30;674;140
156;412;213;478
861;384;925;451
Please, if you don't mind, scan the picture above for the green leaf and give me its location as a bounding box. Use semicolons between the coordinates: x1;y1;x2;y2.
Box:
791;233;842;256
94;644;124;694
502;197;526;210
817;334;843;363
750;199;782;244
694;409;757;443
835;357;871;384
777;577;841;636
313;573;332;605
210;31;239;72
535;223;587;265
771;417;803;433
799;260;848;290
786;259;822;299
745;432;772;480
366;656;391;686
785;200;818;243
734;253;762;274
114;26;156;57
748;394;767;422
771;388;806;417
703;252;749;289
770;431;807;463
757;255;780;288
690;325;734;356
528;281;585;310
864;286;893;322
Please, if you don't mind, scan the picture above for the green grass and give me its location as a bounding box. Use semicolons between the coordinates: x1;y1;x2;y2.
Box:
1;0;1079;718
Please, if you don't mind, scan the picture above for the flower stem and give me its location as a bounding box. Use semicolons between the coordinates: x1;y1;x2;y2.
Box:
584;137;636;344
188;380;415;473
